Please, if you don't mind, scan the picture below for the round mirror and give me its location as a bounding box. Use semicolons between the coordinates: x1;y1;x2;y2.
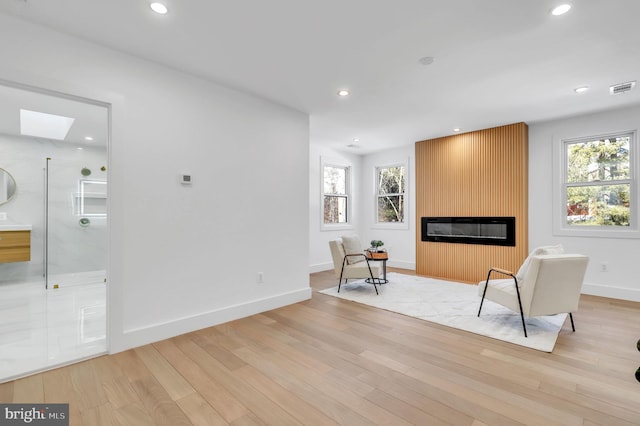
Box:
0;168;17;206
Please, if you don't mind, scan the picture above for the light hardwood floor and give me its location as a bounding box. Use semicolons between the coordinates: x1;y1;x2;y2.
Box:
2;269;640;425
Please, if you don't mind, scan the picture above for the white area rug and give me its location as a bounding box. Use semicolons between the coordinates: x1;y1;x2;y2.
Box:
319;272;568;352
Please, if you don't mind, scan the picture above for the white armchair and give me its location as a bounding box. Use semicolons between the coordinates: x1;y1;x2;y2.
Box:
477;253;589;337
329;237;382;294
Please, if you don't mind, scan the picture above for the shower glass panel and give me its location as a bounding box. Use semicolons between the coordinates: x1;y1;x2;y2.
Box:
45;153;108;289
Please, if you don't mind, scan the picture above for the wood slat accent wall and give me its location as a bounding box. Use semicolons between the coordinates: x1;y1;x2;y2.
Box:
415;122;528;283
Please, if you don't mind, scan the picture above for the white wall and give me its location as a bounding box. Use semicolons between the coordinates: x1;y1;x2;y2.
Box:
529;105;640;301
309;143;416;273
0;13;311;353
309;143;362;272
0;135;107;283
359;145;416;270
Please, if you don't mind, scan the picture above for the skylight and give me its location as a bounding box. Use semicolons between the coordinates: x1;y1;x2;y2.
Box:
20;109;75;140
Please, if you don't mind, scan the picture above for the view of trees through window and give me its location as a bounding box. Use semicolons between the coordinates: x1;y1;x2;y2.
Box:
377;165;405;223
565;135;632;227
323;165;348;224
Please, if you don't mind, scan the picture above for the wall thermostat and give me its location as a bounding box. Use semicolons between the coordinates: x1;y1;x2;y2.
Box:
180;174;192;185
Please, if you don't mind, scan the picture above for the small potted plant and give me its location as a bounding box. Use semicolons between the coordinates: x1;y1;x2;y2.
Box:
368;240;387;259
370;240;385;252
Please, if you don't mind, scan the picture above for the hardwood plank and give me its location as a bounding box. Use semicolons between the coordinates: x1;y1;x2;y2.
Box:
12;374;43;403
175;393;228;426
365;388;450;426
0;381;13;402
81;402;120;426
190;330;249;371
231;344;402;425
110;349;152;382
113;402;157;426
69;360;108;411
135;344;195;401
101;375;140;409
130;375;192;426
234;364;337;426
42;367;83;426
153;338;248;423
172;335;302;426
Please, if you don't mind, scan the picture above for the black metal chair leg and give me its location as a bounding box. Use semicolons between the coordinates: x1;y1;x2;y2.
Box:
513;278;528;338
338;256;348;293
478;267;527;337
477;269;493;317
569;312;575;331
365;257;380;295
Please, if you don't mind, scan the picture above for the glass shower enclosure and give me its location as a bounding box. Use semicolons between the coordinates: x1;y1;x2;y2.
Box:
0;83;108;382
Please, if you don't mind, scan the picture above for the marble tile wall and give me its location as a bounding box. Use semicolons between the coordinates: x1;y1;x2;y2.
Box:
0;134;107;285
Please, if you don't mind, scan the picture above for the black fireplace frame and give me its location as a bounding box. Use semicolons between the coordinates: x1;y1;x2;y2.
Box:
421;216;516;246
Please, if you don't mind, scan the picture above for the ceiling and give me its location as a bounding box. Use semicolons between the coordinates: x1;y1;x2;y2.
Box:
0;84;108;147
1;0;639;154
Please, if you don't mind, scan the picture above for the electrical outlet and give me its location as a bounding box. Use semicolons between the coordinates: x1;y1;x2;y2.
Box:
257;272;264;283
600;262;609;272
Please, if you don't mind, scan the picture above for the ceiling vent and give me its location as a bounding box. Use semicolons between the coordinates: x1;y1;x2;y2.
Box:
609;81;636;95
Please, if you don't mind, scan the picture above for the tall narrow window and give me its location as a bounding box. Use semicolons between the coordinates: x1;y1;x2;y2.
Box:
376;165;405;224
323;164;350;225
563;132;634;230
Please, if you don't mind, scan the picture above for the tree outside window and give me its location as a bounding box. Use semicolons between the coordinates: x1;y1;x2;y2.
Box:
323;165;349;224
376;165;405;223
565;134;632;227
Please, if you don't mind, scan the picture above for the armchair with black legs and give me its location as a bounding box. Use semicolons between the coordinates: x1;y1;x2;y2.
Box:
328;236;382;295
477;247;589;338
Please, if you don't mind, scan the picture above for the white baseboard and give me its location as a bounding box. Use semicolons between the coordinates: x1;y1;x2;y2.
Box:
309;262;333;273
388;260;416;271
112;287;311;353
310;260;415;274
582;282;640;302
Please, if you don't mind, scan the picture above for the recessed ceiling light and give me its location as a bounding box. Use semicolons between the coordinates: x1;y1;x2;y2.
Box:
453;128;461;132
20;109;75;140
77;147;83;151
353;138;360;142
150;2;168;14
574;86;589;93
84;136;94;141
337;90;350;97
418;56;435;66
551;4;571;16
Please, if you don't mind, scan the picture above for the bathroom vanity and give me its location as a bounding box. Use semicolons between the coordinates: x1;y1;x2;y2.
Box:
0;225;31;263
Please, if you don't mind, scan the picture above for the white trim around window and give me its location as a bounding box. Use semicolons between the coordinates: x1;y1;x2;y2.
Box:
553;129;639;239
372;160;409;230
321;157;354;231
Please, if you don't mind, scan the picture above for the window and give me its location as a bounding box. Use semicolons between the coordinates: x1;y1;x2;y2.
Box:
376;164;406;224
323;163;350;226
560;131;637;236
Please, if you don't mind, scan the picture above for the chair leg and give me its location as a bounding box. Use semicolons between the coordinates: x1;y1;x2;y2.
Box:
513;277;528;338
569;312;575;332
478;268;527;337
338;256;348;293
477;270;493;316
365;259;379;295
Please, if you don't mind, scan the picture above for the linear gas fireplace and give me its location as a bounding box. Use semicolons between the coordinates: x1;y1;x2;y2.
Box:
421;216;515;246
